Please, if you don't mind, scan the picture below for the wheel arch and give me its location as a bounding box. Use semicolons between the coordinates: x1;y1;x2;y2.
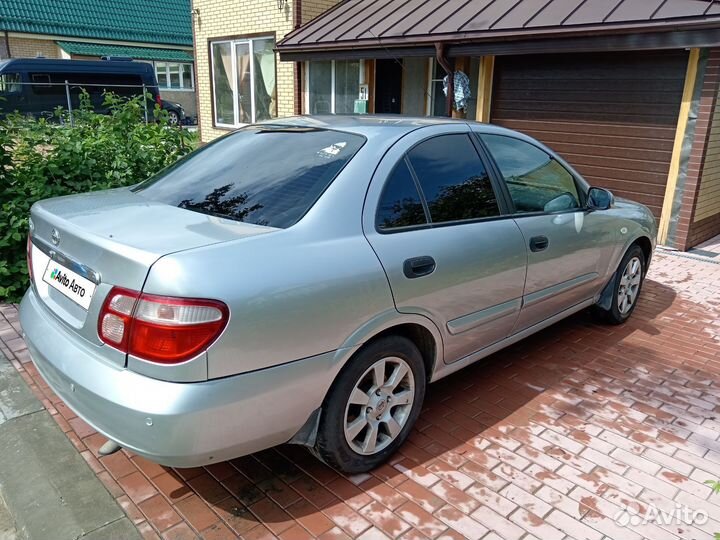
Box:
596;237;650;310
337;311;443;382
288;313;442;448
632;235;653;272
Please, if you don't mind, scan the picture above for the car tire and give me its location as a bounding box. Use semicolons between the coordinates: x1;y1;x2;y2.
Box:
167;110;180;125
313;335;426;473
593;244;646;325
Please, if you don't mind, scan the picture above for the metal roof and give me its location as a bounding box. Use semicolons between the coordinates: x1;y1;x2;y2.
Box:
57;42;193;62
0;0;192;47
278;0;720;58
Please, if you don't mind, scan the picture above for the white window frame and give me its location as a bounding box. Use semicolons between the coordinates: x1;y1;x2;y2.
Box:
304;60;364;114
210;36;274;127
154;61;194;91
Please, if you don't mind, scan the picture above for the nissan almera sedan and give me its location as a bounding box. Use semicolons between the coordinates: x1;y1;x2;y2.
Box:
20;116;656;473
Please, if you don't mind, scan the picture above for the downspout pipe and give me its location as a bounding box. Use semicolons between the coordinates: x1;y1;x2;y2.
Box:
435;43;454;117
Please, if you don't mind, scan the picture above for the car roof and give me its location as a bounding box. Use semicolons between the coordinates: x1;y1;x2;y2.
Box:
0;58;154;75
263;114;520;139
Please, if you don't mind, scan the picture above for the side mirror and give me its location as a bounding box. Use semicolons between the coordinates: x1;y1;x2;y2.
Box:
587;187;614;211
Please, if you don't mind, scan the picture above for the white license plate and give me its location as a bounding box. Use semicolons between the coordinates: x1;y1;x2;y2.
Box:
42;259;96;310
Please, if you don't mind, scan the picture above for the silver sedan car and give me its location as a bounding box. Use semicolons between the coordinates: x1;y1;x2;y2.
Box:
20;116;656;473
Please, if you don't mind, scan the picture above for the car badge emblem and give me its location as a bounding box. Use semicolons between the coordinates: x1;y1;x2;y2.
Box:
51;228;60;246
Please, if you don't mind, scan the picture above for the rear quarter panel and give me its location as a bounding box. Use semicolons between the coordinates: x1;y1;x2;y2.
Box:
144;227;394;379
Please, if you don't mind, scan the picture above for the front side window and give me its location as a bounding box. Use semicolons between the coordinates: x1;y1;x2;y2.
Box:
482;134;581;213
134;126;365;229
376;159;428;230
307;60;360;114
211;36;276;126
407;134;499;224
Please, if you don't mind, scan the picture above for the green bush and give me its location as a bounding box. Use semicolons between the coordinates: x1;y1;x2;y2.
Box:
707;480;720;539
0;92;197;302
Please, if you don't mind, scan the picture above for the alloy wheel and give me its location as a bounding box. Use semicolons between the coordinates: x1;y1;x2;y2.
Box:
343;356;415;455
618;256;642;314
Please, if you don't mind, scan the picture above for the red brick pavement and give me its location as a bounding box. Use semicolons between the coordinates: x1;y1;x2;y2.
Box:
2;249;720;540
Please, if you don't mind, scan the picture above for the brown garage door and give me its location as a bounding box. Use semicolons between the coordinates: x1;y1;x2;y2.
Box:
491;51;688;218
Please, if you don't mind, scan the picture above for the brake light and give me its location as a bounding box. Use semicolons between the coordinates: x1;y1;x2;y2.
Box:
26;234;33;282
155;94;162;108
98;287;228;364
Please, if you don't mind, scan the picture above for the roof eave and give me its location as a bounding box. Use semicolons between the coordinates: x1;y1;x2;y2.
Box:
277;17;720;60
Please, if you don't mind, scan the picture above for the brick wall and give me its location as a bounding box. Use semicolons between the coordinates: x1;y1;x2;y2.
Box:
301;0;339;22
688;56;720;247
6;37;61;59
193;0;338;142
674;48;720;250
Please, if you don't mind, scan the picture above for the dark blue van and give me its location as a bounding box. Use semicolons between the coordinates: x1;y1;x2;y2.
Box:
0;57;161;118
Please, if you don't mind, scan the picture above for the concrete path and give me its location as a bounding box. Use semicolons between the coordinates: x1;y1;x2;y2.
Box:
0;350;141;540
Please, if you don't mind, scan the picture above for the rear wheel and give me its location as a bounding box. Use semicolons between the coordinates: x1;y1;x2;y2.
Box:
313;336;426;473
594;245;645;324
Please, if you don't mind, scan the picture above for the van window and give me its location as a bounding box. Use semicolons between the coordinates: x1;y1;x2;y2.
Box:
31;73;51;86
30;73;63;97
0;73;20;93
28;72;147;99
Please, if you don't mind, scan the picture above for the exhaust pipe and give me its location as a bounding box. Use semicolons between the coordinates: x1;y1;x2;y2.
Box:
98;439;122;456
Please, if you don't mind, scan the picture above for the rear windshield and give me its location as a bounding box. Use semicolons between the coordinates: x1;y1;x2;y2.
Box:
133;125;365;228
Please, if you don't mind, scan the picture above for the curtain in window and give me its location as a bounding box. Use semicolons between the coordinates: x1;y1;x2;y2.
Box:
235;42;251;124
212;42;234;125
309;61;332;114
334;60;360;114
253;38;276;121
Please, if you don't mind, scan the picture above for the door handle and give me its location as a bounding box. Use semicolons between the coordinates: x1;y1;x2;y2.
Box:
529;235;549;252
403;256;436;279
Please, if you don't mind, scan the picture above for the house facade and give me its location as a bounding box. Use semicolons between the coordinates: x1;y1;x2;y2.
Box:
0;0;196;119
273;0;720;251
191;0;339;141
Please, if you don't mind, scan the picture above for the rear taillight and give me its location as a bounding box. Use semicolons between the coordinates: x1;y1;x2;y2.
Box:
155;94;162;108
26;234;33;282
98;287;228;364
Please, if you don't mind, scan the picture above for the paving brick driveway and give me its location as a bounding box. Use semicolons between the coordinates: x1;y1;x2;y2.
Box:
1;248;720;540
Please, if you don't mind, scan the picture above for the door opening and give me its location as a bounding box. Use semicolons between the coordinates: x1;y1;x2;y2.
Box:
374;59;402;114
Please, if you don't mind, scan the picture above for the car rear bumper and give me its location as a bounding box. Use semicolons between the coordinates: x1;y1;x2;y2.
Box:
20;287;343;467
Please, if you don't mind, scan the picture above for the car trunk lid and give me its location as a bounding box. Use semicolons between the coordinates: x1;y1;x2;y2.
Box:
29;187;274;347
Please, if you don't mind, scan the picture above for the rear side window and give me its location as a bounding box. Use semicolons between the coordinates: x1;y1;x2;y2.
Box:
482;134;580;213
134;126;365;228
376;159;428;230
407;134;499;223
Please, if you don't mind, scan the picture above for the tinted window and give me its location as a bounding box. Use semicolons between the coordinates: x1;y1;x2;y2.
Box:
407;134;499;223
376;159;427;230
0;73;21;94
482;135;580;213
134;126;365;228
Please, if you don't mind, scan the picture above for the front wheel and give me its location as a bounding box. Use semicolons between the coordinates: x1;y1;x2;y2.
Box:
313;336;426;473
594;245;645;324
167;110;180;125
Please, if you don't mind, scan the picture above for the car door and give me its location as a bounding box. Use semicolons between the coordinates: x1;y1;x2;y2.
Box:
478;132;617;332
363;125;528;363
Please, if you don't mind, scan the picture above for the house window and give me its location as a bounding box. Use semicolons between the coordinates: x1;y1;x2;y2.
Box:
307;60;361;114
210;36;276;127
427;58;480;117
155;62;194;90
